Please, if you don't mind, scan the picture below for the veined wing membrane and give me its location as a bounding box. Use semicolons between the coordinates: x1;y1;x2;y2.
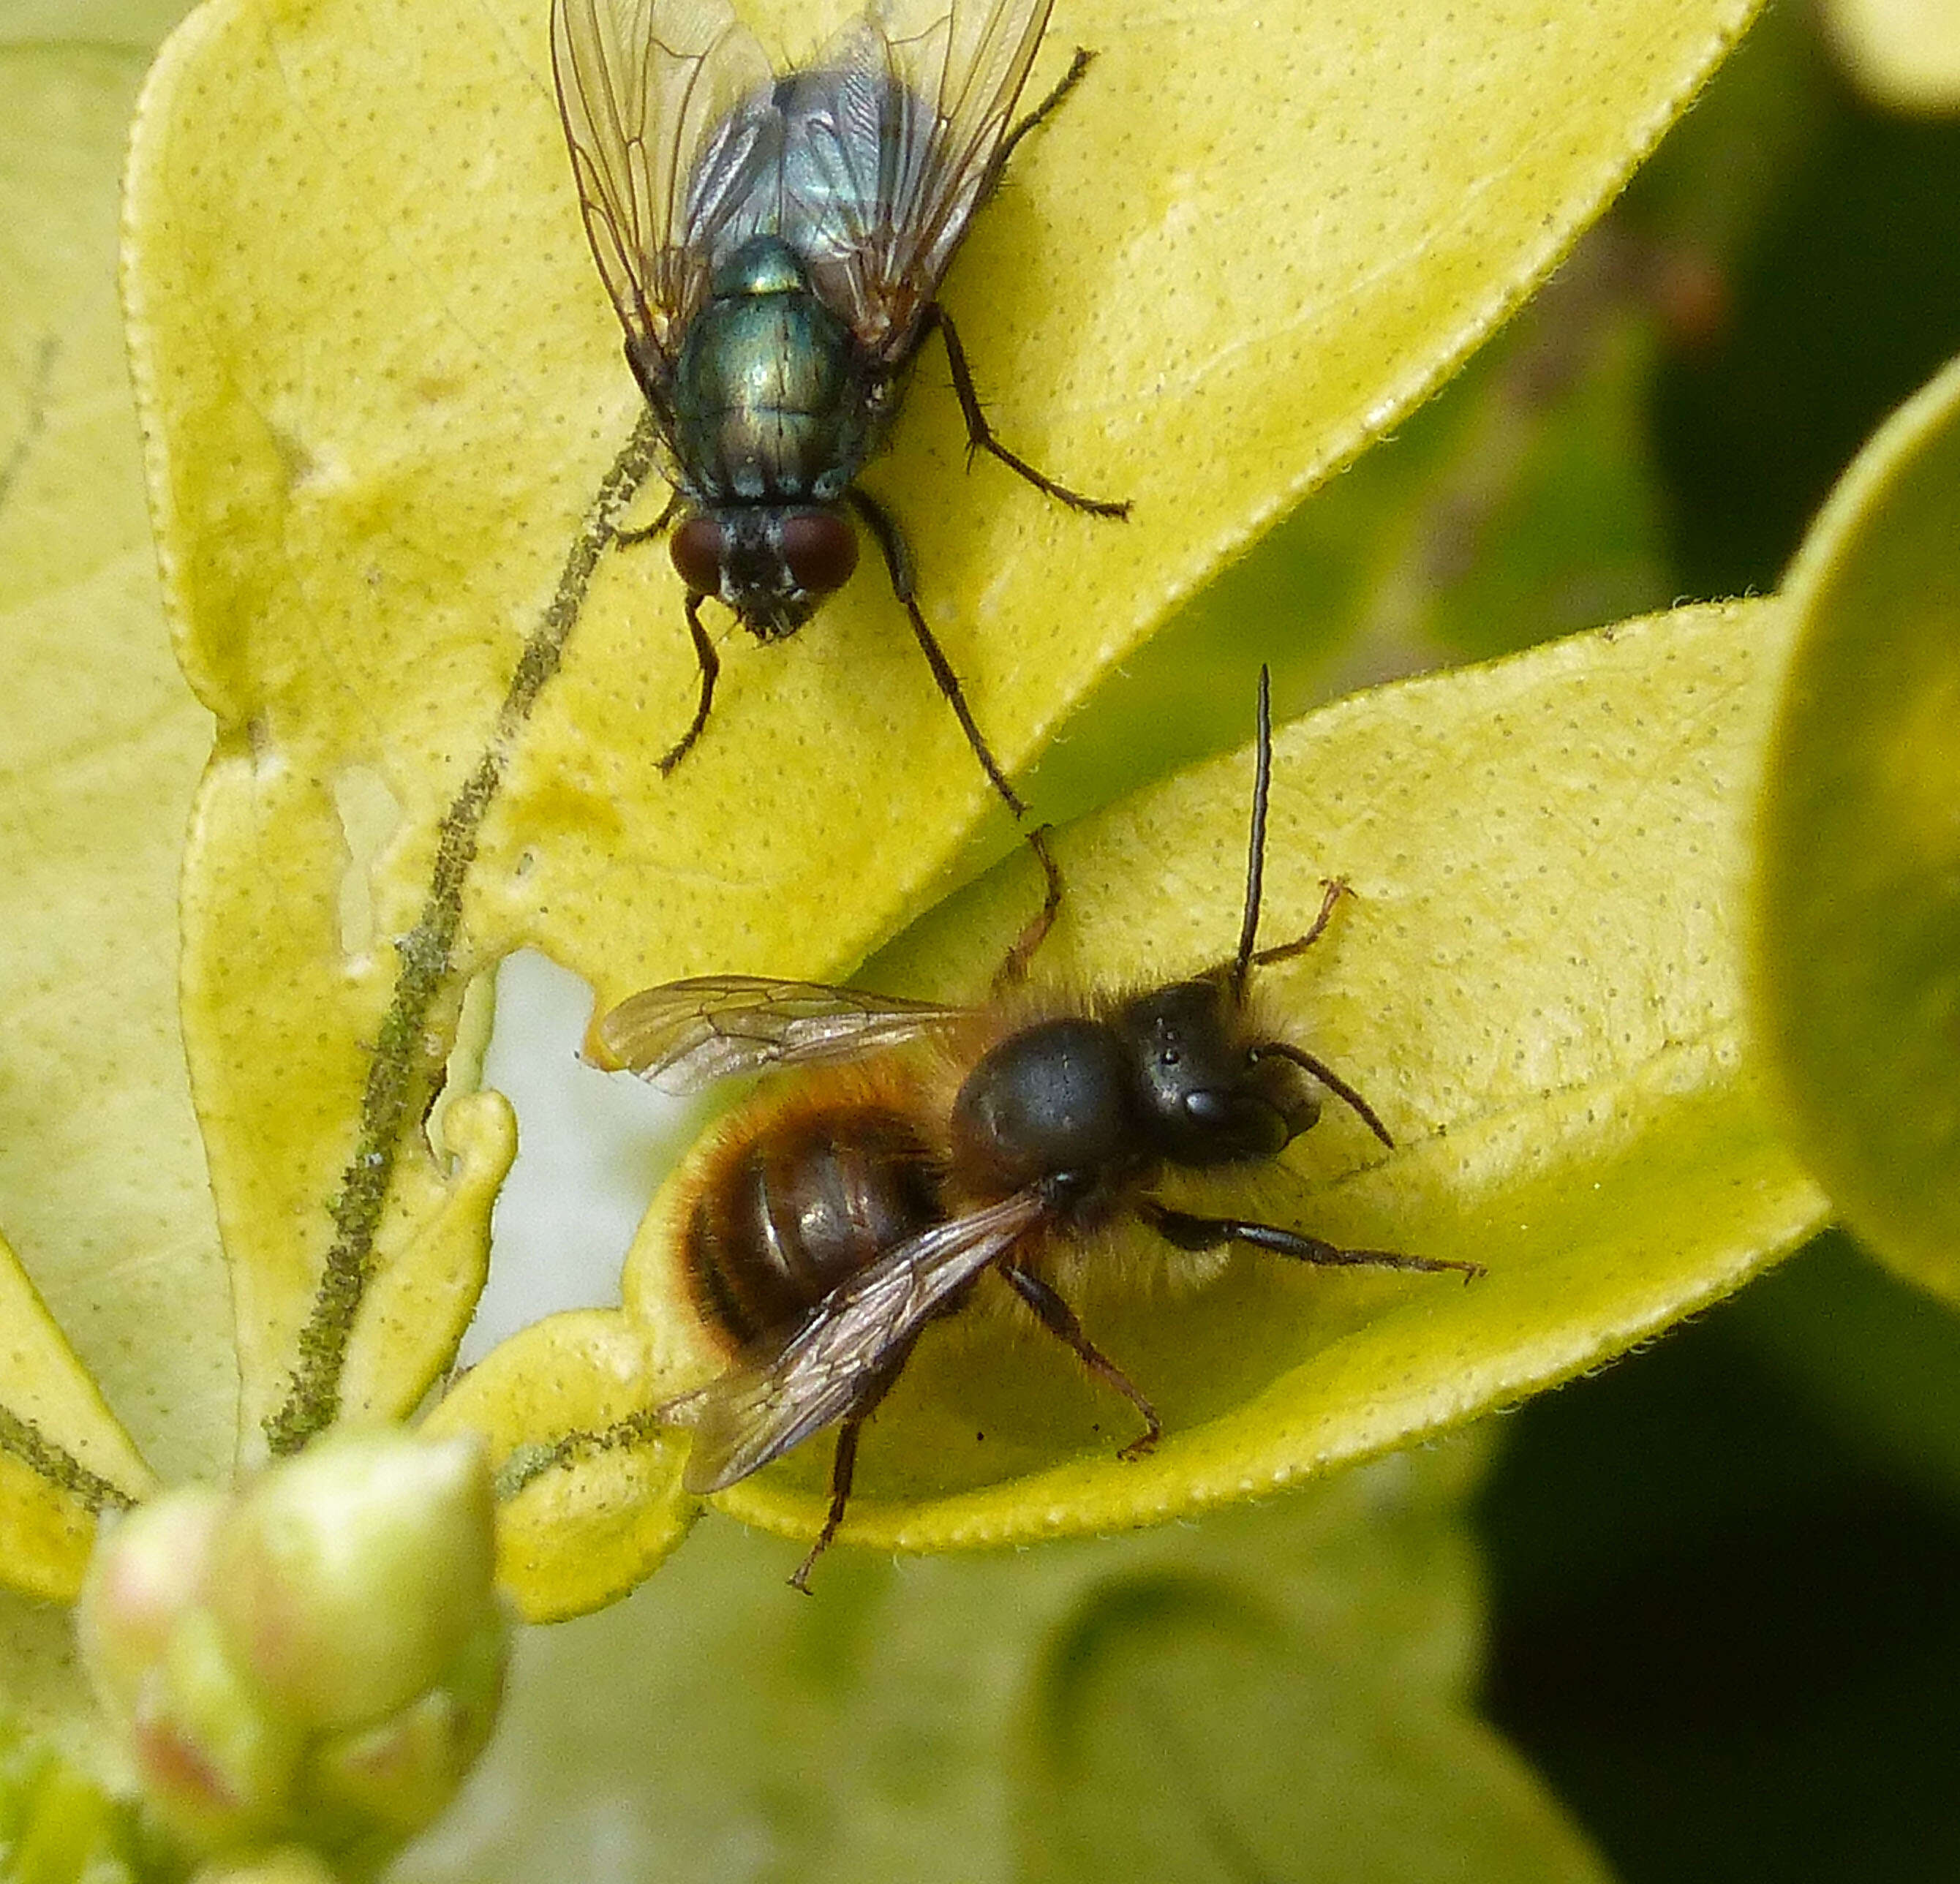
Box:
595;973;965;1091
786;0;1056;356
673;1189;1047;1491
551;0;774;369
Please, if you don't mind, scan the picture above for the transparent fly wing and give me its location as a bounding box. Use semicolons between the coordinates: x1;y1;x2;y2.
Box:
672;1189;1047;1491
780;0;1055;358
551;0;776;376
594;973;965;1092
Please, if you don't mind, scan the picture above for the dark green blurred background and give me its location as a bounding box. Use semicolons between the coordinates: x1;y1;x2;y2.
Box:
1468;7;1960;1877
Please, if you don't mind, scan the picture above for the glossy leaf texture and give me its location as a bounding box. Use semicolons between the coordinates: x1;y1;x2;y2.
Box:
122;0;1757;1461
397;1449;1613;1884
1754;351;1960;1309
437;599;1828;1616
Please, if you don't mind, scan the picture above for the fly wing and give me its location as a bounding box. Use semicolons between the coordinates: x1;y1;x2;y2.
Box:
670;1188;1047;1491
593;973;965;1092
551;0;777;377
781;0;1055;358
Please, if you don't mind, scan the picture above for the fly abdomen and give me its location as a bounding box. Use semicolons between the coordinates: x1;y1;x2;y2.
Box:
685;1102;943;1350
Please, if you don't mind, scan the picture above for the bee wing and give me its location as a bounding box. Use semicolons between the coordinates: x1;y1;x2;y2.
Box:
669;1188;1047;1492
551;0;776;374
783;0;1056;358
594;973;965;1092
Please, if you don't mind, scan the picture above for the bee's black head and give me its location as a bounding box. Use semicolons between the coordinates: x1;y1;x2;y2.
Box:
1117;979;1318;1168
671;506;858;641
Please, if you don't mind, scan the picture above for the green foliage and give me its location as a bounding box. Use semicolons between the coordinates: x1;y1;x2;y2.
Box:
1;0;1959;1876
0;1717;171;1884
1755;355;1960;1306
396;1453;1611;1884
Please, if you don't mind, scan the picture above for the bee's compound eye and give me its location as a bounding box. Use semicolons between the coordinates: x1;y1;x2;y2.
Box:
780;510;859;598
670;516;726;597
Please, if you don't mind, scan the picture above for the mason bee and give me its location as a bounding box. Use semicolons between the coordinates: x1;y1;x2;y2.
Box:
596;673;1480;1588
551;0;1128;813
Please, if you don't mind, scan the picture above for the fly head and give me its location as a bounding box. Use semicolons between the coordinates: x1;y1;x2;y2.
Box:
671;505;859;641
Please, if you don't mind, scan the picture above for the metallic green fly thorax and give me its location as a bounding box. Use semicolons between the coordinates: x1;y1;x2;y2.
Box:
671;236;883;507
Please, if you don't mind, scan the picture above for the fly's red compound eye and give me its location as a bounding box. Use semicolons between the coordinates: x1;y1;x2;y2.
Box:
779;510;858;597
670;516;725;597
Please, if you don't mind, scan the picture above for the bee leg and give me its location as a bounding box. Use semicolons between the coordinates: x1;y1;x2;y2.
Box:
924;305;1131;519
847;487;1028;821
789;1341;915;1594
1000;1263;1163;1461
1142;1202;1486;1284
614;489;682;549
987;48;1096;192
788;1417;863;1594
1251;878;1352;968
657;594;720;775
990;825;1065;990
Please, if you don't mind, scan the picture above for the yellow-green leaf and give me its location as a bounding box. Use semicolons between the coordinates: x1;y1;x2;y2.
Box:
440;599;1825;1611
0;1229;151;1603
689;600;1826;1560
0;34;222;1530
1754;351;1960;1308
123;0;1757;1461
0;28;205;1776
421;1310;691;1624
1017;1570;1602;1884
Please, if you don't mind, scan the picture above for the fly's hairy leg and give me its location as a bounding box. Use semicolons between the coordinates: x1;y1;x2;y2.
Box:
926;304;1131;519
615;488;683;549
848;486;1028;819
658;592;720;775
987;46;1095;193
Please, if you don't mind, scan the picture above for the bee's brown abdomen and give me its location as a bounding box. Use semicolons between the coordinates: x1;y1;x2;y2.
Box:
685;1102;943;1350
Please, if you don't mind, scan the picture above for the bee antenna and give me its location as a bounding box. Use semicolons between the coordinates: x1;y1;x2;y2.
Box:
1230;666;1275;1001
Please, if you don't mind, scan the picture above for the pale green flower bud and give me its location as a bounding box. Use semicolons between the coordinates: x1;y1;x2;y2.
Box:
75;1485;225;1723
304;1609;506;1836
129;1606;304;1850
75;1430;509;1869
206;1431;499;1732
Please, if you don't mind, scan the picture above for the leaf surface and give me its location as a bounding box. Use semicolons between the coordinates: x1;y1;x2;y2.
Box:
399;1450;1610;1884
0;31;219;1616
690;598;1828;1559
122;0;1760;1457
441;598;1827;1611
1754;350;1960;1308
